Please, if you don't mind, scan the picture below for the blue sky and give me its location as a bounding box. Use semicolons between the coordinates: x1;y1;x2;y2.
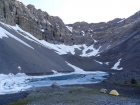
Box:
18;0;140;24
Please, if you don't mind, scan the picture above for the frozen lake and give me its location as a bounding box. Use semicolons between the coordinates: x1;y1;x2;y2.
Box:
0;71;108;95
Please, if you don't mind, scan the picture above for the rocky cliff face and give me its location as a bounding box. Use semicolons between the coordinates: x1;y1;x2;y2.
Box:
66;10;140;46
0;0;74;44
63;11;140;71
1;0;140;46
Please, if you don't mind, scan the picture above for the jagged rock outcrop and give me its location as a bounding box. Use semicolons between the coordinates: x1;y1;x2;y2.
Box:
0;0;74;44
1;0;140;46
1;0;139;46
66;18;126;45
27;4;73;44
63;13;140;71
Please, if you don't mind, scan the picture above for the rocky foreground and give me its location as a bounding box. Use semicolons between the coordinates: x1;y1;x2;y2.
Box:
6;83;140;105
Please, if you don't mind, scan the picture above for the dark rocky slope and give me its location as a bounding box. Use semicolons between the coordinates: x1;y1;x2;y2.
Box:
64;12;140;71
0;22;74;74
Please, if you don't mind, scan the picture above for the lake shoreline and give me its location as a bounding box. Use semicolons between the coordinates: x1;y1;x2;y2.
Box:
1;69;140;105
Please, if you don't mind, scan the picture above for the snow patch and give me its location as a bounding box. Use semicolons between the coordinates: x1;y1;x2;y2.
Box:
0;27;9;38
81;31;85;36
18;66;21;73
0;73;31;95
55;44;82;55
105;62;109;65
66;62;85;73
93;39;98;43
47;21;51;25
111;59;123;70
66;26;73;32
117;18;125;23
0;24;34;49
80;45;101;57
41;29;45;32
52;70;58;74
11;25;42;45
18;66;21;70
94;60;103;65
106;45;111;49
89;28;93;32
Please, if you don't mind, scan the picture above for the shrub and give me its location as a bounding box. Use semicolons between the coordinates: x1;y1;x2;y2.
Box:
131;78;137;84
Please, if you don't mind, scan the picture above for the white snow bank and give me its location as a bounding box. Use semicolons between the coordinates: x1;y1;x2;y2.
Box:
105;62;109;65
81;31;85;36
0;27;9;38
117;18;125;23
41;29;45;32
0;73;31;95
111;58;123;70
39;40;67;55
94;60;103;65
55;44;82;55
80;45;101;57
47;21;51;25
55;44;101;57
0;24;34;49
93;39;98;43
66;26;73;32
52;70;58;74
66;62;85;73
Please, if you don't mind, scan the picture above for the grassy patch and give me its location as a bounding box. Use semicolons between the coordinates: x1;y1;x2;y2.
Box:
8;99;30;105
114;82;140;87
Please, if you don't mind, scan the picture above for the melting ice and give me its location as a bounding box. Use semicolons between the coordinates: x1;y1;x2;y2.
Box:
0;71;108;95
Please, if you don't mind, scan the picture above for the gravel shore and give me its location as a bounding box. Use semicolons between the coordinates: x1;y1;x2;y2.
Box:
4;82;140;105
0;91;29;105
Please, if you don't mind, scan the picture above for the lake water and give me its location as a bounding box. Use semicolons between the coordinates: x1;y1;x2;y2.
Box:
0;71;108;95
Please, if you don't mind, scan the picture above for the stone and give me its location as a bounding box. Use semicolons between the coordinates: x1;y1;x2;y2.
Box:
100;88;107;94
51;82;61;88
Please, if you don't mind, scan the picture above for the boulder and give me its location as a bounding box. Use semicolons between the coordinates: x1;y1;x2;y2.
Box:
100;88;107;94
51;82;61;88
